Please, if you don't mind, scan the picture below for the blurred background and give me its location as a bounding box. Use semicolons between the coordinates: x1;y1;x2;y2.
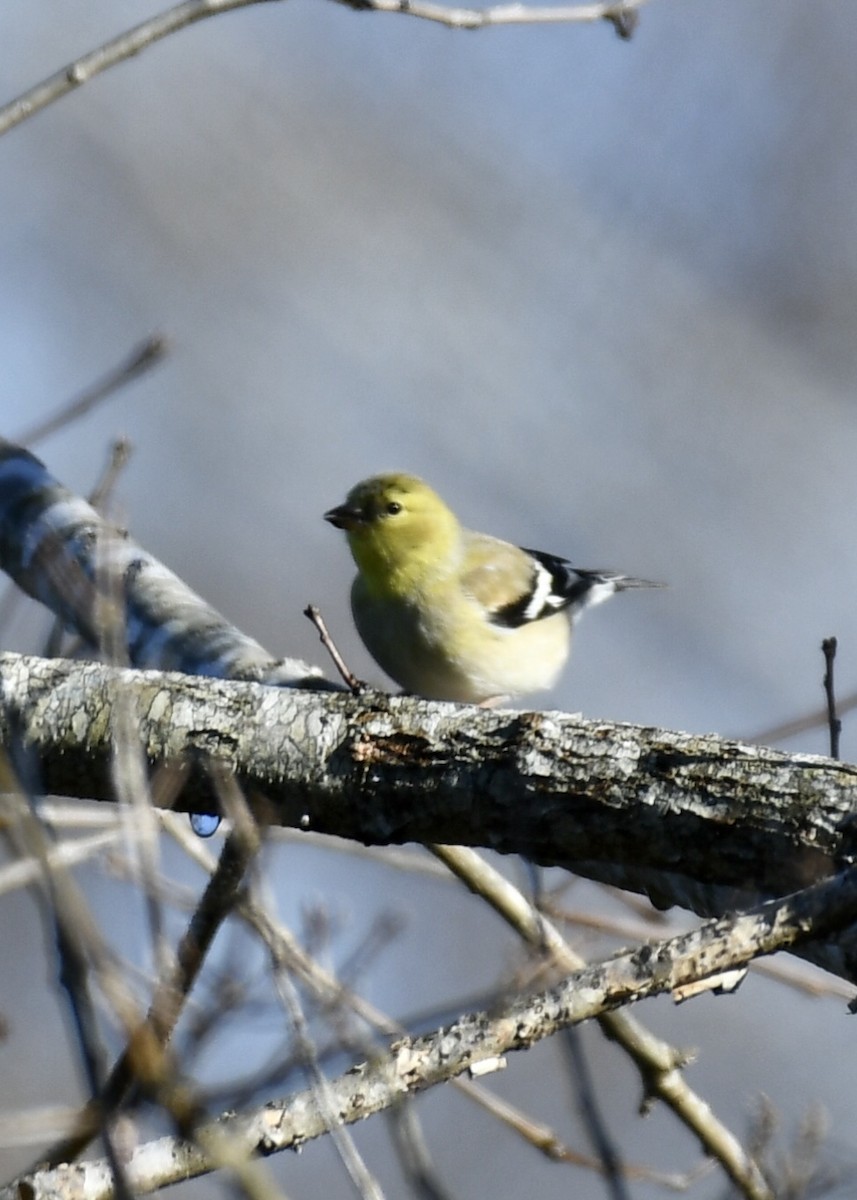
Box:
2;0;857;1195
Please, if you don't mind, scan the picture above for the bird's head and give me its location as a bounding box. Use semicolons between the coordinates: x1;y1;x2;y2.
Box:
325;474;459;589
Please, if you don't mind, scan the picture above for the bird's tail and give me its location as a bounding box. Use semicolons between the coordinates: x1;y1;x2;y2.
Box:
609;573;666;591
564;568;664;619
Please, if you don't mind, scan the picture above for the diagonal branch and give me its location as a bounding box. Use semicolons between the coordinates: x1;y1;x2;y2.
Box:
0;438;324;686
430;844;772;1199
0;1;284;139
8;863;857;1200
17;336;167;448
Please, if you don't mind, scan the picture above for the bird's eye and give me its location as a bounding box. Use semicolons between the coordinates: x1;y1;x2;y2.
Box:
385;501;402;516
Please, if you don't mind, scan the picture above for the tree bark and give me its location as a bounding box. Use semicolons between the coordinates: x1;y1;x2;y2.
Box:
3;650;856;978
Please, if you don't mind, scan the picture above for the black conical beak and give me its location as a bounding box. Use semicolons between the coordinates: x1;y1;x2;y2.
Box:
324;504;362;531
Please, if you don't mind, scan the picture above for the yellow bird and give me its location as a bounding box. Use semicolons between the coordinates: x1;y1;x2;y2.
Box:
325;473;661;704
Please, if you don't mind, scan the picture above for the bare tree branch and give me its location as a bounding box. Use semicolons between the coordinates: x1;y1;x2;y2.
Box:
0;2;284;139
0;439;325;685
163;817;761;1197
0;0;650;140
3;649;857;984
430;845;773;1199
8;863;857;1200
17;337;167;448
332;0;648;32
36;814;261;1170
822;637;842;761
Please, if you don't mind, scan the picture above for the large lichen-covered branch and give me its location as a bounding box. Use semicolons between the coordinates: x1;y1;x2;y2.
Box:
3;650;857;975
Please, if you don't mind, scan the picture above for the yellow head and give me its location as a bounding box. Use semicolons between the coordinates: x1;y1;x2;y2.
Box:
324;474;459;593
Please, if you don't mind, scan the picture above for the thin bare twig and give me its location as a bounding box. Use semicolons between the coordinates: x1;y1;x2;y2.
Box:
304;604;363;691
0;756;137;1200
164;817;844;1198
0;827;121;899
272;828;453;879
334;0;648;32
88;438;134;513
13;863;857;1200
268;924;387;1200
822;637;842;761
36;815;260;1169
429;844;774;1200
18;337;166;446
165;818;615;1191
452;1080;715;1190
747;691;857;746
0;0;653;141
0;5;283;138
387;1104;454;1200
562;1026;630;1200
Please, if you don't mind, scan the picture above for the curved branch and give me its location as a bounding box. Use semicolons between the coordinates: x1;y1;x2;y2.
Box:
0;0;652;140
0;0;283;139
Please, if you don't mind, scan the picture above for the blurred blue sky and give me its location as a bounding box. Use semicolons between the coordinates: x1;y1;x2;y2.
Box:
2;1;857;1195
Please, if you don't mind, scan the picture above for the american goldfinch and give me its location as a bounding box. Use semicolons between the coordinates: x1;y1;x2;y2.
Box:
324;474;661;704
